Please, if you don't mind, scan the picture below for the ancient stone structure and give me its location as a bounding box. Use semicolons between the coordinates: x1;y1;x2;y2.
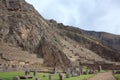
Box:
49;74;53;80
25;70;30;76
33;71;37;76
98;65;102;72
13;76;20;80
71;70;78;77
66;68;71;78
59;73;64;80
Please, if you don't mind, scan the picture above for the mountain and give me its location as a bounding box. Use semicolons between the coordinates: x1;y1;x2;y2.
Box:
0;0;120;71
81;30;120;51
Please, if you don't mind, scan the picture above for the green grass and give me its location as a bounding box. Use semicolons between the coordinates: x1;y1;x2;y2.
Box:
114;74;120;80
0;72;25;80
0;72;94;80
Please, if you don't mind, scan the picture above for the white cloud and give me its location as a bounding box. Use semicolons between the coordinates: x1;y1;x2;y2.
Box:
26;0;120;35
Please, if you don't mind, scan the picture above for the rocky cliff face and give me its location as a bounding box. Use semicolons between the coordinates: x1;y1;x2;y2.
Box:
0;0;120;69
0;0;69;68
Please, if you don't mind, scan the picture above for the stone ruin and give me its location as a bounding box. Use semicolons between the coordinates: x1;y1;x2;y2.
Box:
65;62;83;78
59;73;64;80
13;76;20;80
0;62;43;72
64;61;111;77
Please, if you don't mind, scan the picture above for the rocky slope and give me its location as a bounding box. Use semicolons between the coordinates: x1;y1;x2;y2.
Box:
0;0;69;68
0;0;120;70
81;30;120;51
53;22;120;61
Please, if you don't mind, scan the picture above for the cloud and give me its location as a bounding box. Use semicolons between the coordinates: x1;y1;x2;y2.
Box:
26;0;120;35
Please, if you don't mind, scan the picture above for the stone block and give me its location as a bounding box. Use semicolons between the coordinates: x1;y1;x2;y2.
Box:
13;76;20;80
59;73;64;80
49;74;53;80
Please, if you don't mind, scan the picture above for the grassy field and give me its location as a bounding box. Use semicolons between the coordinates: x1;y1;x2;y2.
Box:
114;74;120;80
0;72;94;80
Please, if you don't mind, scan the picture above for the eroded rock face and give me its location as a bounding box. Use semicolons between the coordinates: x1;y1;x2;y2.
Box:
0;0;69;68
0;0;120;70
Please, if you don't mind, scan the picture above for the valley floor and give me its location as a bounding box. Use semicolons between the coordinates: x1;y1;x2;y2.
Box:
0;72;93;80
0;71;118;80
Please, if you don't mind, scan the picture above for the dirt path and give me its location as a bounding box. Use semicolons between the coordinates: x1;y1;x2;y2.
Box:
87;72;116;80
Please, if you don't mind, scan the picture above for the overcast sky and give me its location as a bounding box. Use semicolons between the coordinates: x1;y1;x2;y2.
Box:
26;0;120;35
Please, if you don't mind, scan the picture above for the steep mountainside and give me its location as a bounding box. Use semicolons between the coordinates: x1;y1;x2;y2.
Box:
0;0;69;68
81;30;120;51
50;22;120;62
0;0;120;70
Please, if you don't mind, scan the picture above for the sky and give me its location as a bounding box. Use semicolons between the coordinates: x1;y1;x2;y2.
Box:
26;0;120;35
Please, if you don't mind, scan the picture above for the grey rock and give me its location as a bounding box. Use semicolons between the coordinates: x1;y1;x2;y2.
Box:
59;73;64;80
49;74;53;80
13;76;20;80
